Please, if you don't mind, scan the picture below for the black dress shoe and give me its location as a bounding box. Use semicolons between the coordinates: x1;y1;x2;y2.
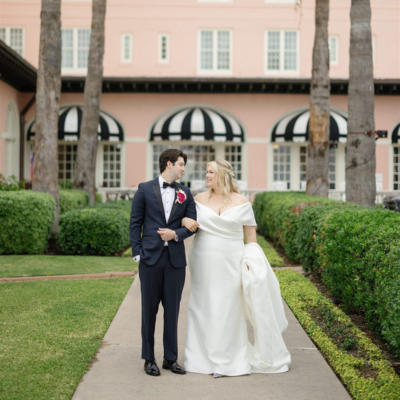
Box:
162;359;186;374
144;359;160;376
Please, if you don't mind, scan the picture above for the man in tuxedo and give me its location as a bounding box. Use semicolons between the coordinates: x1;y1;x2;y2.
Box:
130;149;197;376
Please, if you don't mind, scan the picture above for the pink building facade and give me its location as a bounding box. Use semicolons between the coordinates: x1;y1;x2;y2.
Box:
1;0;400;193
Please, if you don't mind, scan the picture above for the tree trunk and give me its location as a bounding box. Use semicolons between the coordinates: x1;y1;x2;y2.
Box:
346;0;376;206
73;0;107;204
306;0;330;198
32;0;62;236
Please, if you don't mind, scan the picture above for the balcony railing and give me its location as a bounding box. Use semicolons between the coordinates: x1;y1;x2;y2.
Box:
97;187;400;205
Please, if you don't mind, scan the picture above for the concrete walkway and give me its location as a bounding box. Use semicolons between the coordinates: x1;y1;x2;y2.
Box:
72;240;351;400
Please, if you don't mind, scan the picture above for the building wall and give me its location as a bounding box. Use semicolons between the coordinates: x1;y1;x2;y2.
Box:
1;0;399;79
51;91;398;190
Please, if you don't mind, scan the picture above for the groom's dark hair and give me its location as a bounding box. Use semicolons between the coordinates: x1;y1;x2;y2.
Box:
159;149;187;173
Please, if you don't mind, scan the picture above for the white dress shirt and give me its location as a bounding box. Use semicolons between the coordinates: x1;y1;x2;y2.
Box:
133;175;175;262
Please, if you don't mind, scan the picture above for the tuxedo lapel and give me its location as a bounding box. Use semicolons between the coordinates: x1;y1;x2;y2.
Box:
168;186;180;223
152;179;166;224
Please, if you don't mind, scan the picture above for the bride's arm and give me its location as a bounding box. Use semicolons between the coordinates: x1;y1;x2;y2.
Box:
182;217;199;232
244;225;257;270
244;225;257;244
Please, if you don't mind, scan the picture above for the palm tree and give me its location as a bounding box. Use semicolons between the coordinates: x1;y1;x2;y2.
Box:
307;0;330;198
73;0;107;204
346;0;376;206
32;0;62;235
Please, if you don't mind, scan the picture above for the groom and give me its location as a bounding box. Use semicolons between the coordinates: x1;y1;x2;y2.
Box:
130;149;196;376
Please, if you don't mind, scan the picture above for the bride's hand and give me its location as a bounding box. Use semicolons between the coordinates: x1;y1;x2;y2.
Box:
182;217;199;232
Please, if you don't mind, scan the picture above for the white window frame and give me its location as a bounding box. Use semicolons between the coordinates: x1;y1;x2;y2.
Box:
0;27;25;57
158;33;170;63
61;27;90;73
329;35;339;65
264;30;300;76
148;141;247;184
121;33;132;63
197;29;233;75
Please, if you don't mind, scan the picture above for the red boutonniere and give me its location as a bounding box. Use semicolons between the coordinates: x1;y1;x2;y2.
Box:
175;188;187;204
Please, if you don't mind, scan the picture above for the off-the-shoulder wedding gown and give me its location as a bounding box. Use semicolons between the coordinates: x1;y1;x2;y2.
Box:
184;201;291;376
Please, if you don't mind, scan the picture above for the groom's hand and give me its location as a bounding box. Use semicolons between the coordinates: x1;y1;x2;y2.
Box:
157;228;176;242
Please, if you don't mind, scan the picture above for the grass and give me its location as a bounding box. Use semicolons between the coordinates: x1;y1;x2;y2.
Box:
0;277;133;400
256;234;285;268
275;269;400;400
0;255;137;278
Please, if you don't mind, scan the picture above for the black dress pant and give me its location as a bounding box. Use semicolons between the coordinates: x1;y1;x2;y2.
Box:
139;247;186;361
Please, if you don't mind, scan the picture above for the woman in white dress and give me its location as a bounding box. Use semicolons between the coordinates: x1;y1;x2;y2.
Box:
183;160;291;378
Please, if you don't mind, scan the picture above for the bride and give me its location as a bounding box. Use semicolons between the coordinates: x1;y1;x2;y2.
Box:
183;159;291;377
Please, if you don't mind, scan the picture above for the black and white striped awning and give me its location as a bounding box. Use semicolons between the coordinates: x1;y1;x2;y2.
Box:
150;107;244;142
392;123;400;144
27;106;124;142
271;109;348;143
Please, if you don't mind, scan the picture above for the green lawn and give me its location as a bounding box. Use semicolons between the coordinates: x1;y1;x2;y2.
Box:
0;278;133;400
0;255;137;278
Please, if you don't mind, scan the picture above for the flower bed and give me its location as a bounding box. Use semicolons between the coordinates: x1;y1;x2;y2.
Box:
275;269;400;400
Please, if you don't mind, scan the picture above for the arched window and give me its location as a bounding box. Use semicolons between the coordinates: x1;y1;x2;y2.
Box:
269;107;348;191
149;104;246;189
391;121;400;190
26;105;125;187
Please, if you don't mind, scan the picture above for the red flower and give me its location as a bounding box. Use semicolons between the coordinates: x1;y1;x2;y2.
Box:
175;188;187;204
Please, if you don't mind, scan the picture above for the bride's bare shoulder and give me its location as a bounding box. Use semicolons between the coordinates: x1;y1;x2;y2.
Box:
194;191;209;204
231;192;250;206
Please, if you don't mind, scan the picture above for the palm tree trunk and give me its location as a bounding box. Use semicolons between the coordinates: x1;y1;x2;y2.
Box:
346;0;376;206
73;0;107;204
32;0;62;235
306;0;330;198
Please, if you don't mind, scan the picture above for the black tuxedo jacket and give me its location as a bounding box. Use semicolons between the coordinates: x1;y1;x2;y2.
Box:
129;178;196;268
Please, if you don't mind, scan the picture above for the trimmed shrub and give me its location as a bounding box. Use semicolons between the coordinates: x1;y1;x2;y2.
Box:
316;207;400;355
88;200;132;216
59;189;89;215
0;191;55;254
95;192;103;203
277;270;400;400
296;203;356;273
254;192;400;355
253;191;337;261
57;208;130;255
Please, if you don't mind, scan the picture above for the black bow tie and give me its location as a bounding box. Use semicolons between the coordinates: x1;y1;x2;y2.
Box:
163;182;176;189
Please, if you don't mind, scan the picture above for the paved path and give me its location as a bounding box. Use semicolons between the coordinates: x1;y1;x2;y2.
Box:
72;239;351;400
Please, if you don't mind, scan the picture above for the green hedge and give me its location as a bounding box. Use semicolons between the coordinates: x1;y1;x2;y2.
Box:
316;207;400;355
253;192;337;261
0;191;55;254
277;270;400;400
88;200;131;215
254;192;400;356
59;189;89;215
57;208;130;256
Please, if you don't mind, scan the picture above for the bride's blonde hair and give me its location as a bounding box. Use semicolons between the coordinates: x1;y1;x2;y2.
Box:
207;159;240;206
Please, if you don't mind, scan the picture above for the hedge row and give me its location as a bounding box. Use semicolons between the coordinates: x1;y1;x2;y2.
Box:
0;190;103;254
253;192;400;356
253;192;338;260
276;270;400;400
59;189;90;214
57;207;130;256
0;191;55;254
